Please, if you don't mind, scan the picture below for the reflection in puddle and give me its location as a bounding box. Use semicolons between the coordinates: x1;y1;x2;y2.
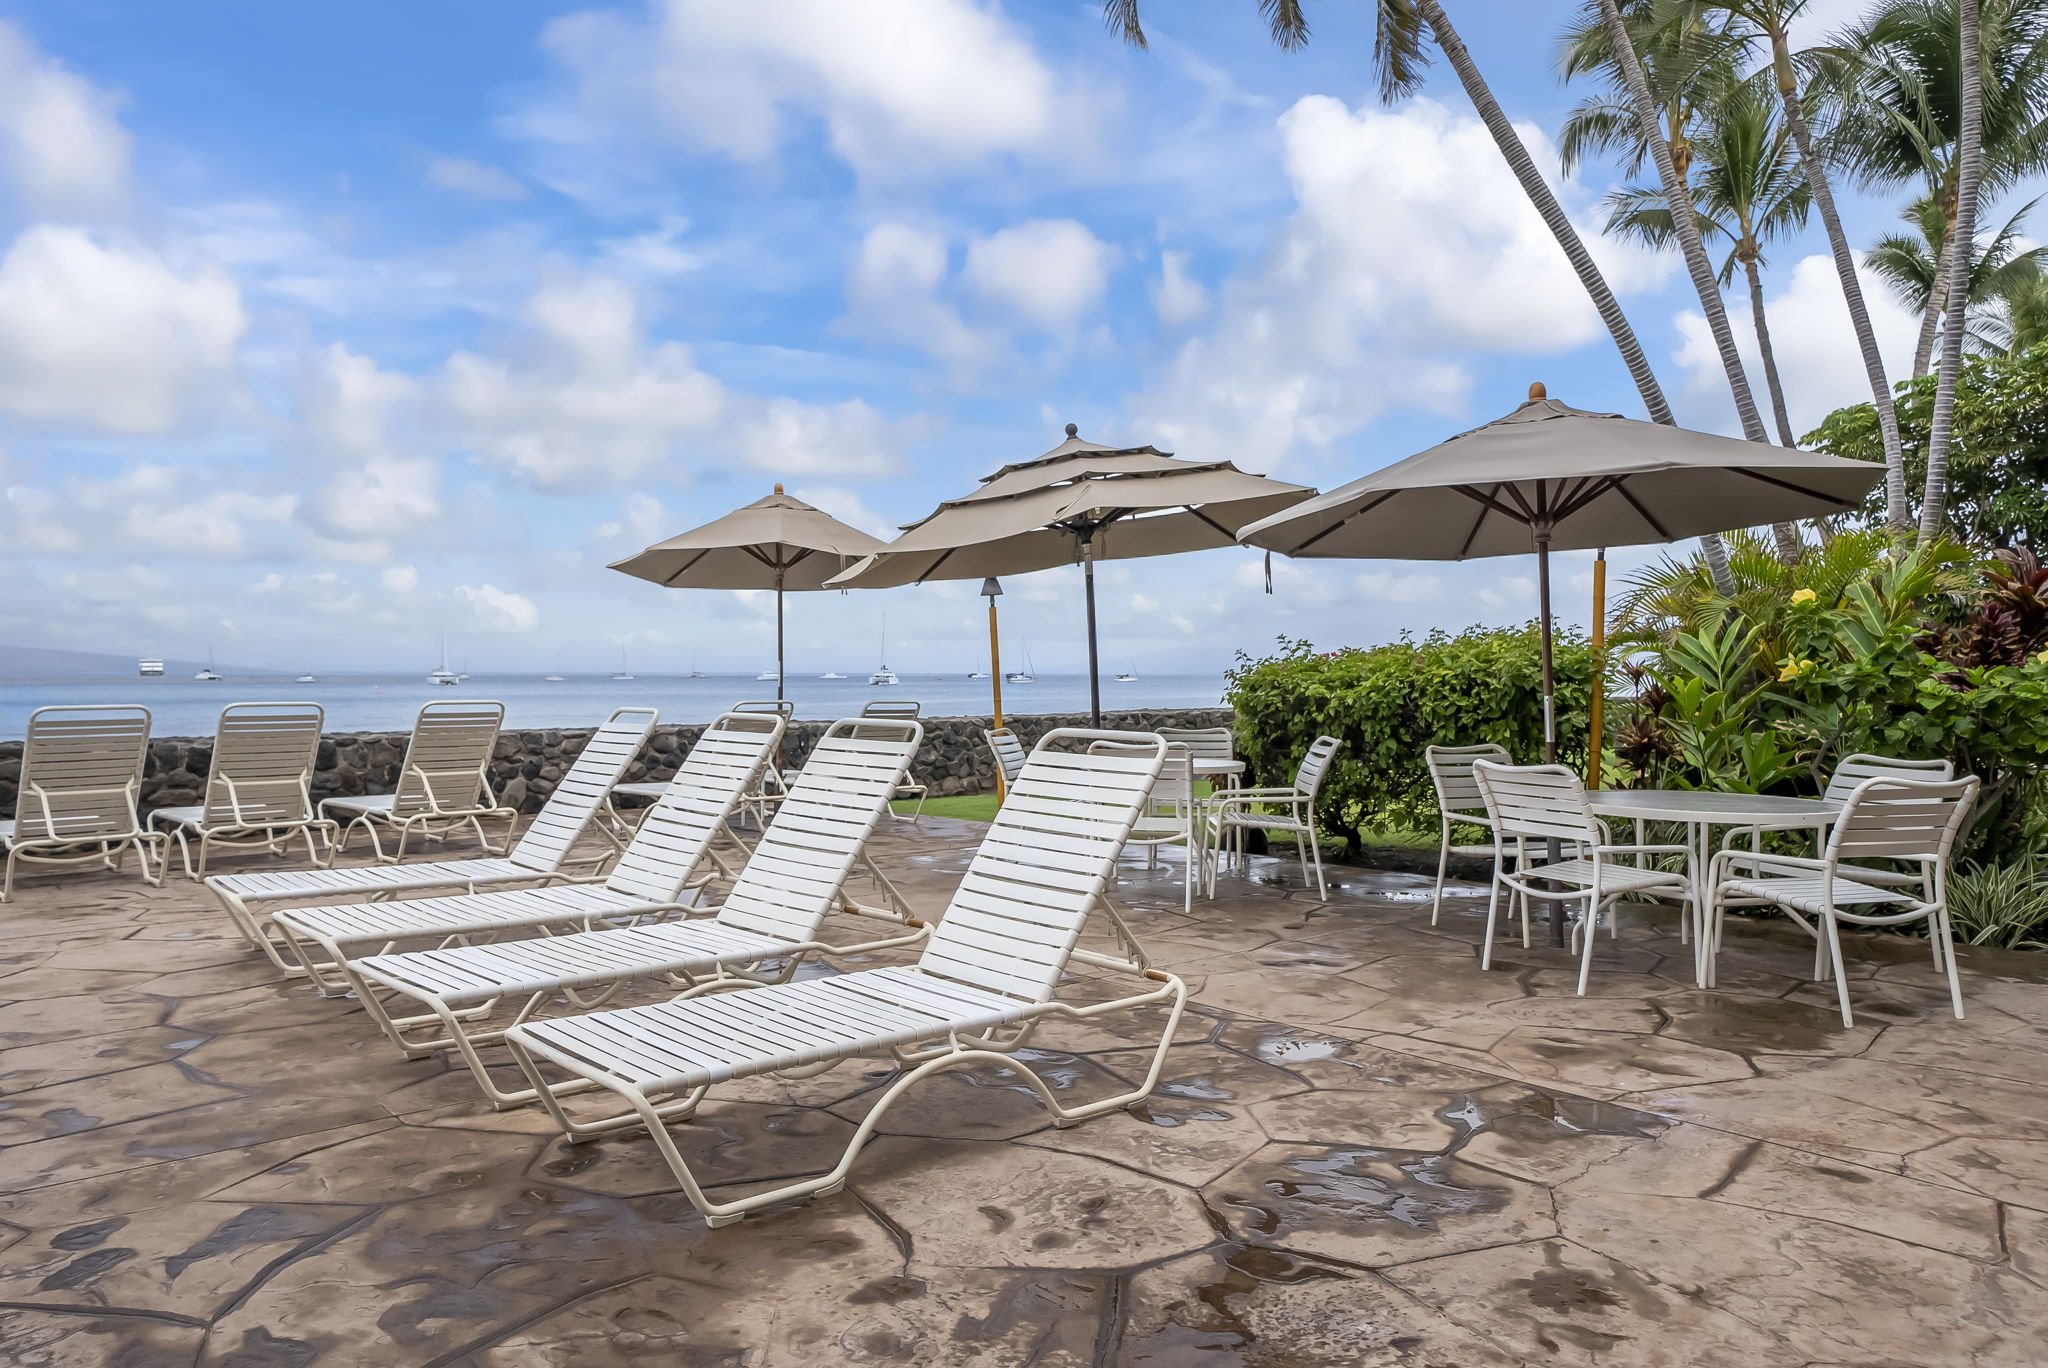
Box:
1224;1147;1509;1238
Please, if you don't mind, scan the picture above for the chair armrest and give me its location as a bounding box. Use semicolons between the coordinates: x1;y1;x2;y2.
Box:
1709;849;1827;881
1593;843;1691;859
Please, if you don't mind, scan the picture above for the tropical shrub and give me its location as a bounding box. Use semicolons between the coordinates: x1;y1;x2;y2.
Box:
1223;626;1589;859
1946;861;2048;950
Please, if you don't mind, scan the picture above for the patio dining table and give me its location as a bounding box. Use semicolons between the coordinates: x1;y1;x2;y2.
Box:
1587;789;1841;985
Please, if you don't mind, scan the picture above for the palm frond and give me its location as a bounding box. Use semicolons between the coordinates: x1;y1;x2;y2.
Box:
1261;0;1310;51
1100;0;1147;49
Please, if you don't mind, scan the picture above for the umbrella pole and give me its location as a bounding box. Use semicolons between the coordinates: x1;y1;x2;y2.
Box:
1588;550;1606;789
1082;534;1102;728
774;569;786;703
988;594;1006;801
1536;530;1566;948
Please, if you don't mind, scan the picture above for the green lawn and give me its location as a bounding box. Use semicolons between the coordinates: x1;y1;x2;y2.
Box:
890;791;1433;858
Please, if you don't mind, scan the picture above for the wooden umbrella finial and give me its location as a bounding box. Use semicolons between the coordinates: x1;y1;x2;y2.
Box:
1528;381;1547;401
773;483;785;495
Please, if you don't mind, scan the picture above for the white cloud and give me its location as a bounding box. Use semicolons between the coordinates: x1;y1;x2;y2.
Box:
961;219;1114;329
523;0;1088;184
0;226;245;434
53;464;295;558
295;344;440;557
789;484;895;541
0;22;131;216
1673;252;1920;439
1153;250;1209;327
598;214;702;279
1130;96;1673;469
425;154;527;200
454;583;540;634
381;564;418;593
845;221;988;367
731;398;904;478
595;491;670;545
1355;570;1443;605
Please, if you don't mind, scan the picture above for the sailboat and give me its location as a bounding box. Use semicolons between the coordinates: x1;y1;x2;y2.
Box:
968;669;988;680
756;667;780;682
1005;644;1035;685
544;673;566;682
1115;662;1139;683
820;670;846;680
688;653;705;680
868;615;898;686
427;634;459;686
295;674;318;684
194;647;222;683
610;647;635;682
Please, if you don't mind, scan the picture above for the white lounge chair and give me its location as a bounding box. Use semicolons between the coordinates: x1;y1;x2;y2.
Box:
502;728;1188;1226
1200;735;1343;900
265;711;780;994
1424;743;1512;925
607;702;794;844
320;700;516;862
1708;774;1979;1024
207;706;658;973
983;726;1026;790
148;702;337;880
350;716;925;1106
1472;761;1695;993
1;705;165;901
860;700;927;821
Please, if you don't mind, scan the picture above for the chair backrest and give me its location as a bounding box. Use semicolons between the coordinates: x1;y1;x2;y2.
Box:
202;702;325;824
507;706;660;872
1426;744;1512;818
1092;739;1192;841
984;727;1027;784
1293;735;1344;799
917;729;1165;1003
389;700;504;818
13;705;152;841
1825;775;1980;870
1471;761;1600;844
1159;726;1234;764
731;699;795;721
604;712;784;901
713;716;923;942
860;699;921;720
1824;753;1954;803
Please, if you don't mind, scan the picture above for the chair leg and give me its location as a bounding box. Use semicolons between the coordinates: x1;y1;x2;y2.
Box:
1431;825;1450;926
1937;909;1965;1020
1820;912;1854;1027
1307;822;1328;901
1577;895;1600;996
1480;875;1503;971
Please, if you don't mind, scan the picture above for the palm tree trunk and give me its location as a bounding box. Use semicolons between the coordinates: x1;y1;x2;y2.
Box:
1768;30;1910;535
1913;236;1954;378
1415;0;1735;594
1744;255;1805;561
1596;0;1796;568
1922;0;1982;543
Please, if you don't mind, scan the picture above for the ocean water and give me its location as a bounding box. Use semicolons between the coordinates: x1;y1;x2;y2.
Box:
0;671;1229;739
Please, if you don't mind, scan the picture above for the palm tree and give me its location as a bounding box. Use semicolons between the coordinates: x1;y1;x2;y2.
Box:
1592;0;1803;564
1999;270;2048;352
1923;0;1985;541
1702;0;1913;534
1825;0;2048;377
1867;193;2045;354
1559;0;1742;183
1100;0;1739;593
1604;77;1813;447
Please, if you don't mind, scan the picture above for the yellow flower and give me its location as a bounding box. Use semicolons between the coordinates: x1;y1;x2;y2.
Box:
1790;588;1818;605
2037;648;2048;667
1777;656;1814;682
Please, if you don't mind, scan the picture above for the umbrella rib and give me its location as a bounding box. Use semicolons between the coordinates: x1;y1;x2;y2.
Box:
1291;489;1403;554
659;549;713;587
1183;505;1236;540
913;547;959;585
1610;479;1674;540
1730;467;1863;509
1552;476;1620;524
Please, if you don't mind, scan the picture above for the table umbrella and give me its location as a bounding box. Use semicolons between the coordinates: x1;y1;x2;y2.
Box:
1237;383;1883;941
609;486;888;700
827;424;1313;724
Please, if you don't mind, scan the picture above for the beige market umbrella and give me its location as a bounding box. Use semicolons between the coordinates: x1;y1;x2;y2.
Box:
610;485;888;700
829;424;1313;724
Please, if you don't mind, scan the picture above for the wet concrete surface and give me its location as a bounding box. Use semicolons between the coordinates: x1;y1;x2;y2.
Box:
2;815;2045;1364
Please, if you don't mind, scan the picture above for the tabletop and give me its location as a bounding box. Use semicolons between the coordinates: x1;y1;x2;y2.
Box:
1588;789;1840;826
1191;758;1246;777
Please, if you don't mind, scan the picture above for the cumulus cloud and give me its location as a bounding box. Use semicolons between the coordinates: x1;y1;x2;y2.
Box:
455;582;540;634
0;22;131;216
41;464;295;558
1673;252;1919;439
381;564;419;593
294;344;441;559
1130;96;1673;469
844;221;988;367
1153;250;1209;327
0;226;245;433
961;219;1114;329
425;155;527;200
520;0;1092;185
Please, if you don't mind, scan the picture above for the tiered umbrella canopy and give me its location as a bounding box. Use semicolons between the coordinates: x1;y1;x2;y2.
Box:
609;486;888;699
830;424;1313;723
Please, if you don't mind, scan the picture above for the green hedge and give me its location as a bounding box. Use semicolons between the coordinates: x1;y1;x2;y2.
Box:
1223;627;1591;858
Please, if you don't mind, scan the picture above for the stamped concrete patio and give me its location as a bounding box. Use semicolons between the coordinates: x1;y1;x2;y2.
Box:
2;815;2046;1366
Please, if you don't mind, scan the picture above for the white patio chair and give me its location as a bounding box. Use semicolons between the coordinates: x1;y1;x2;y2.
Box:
1708;774;1979;1025
502;728;1187;1227
1200;735;1343;901
207;706;658;973
1471;761;1695;994
320;700;515;862
1;705;165;901
1095;738;1196;911
1725;753;1956;865
266;712;780;995
1424;744;1512;925
860;699;927;822
149;702;338;880
350;717;925;1107
984;726;1026;790
1163;724;1240;863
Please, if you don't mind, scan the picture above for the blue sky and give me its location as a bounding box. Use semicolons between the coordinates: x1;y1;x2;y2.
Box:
0;0;1974;675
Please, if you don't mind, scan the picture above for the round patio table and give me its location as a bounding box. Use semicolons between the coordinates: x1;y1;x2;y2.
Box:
1587;789;1840;985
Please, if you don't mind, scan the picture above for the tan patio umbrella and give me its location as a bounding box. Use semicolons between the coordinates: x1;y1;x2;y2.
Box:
828;424;1313;724
609;485;888;700
1239;383;1882;762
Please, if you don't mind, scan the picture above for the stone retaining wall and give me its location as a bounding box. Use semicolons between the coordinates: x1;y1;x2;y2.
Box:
0;707;1235;817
